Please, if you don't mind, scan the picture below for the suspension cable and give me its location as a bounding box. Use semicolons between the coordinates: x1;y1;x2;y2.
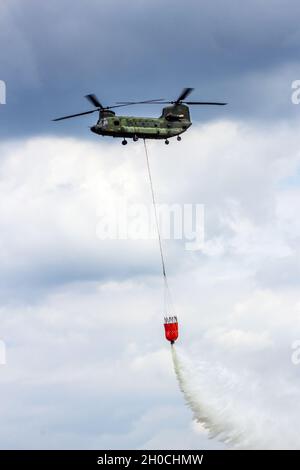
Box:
143;139;173;314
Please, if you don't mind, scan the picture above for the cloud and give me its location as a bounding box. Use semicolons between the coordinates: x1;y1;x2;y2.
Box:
0;2;40;86
1;0;300;138
205;328;273;352
1;119;300;448
1;118;300;296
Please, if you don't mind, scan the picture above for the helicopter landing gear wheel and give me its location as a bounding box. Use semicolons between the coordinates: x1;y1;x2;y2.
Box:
177;136;182;141
133;135;139;142
122;139;127;145
165;139;169;145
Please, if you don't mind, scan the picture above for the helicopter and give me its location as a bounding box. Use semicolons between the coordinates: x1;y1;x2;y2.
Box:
53;88;226;145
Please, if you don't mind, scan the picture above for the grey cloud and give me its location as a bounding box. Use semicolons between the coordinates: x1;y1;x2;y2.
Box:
1;0;300;138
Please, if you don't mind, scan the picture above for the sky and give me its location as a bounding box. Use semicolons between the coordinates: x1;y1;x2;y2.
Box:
1;0;300;450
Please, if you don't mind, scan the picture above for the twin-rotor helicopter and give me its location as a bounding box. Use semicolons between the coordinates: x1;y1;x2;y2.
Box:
53;88;226;145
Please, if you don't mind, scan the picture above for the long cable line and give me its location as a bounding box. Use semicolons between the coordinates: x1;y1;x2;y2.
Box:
143;139;173;314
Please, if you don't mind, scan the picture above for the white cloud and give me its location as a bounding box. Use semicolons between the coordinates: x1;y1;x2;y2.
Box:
205;328;273;351
1;119;300;448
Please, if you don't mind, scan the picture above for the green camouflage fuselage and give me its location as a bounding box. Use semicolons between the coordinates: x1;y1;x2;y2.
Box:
90;104;192;140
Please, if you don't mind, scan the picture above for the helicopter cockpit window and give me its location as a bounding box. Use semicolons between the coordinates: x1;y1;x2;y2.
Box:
101;118;108;128
165;113;184;121
114;120;120;126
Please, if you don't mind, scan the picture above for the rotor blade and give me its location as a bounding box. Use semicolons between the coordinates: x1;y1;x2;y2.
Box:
176;87;194;103
115;99;165;105
85;94;104;109
106;103;152;109
184;101;227;105
52;109;98;121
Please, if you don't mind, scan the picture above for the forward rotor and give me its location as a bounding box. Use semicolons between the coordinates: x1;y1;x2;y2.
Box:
52;94;164;121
